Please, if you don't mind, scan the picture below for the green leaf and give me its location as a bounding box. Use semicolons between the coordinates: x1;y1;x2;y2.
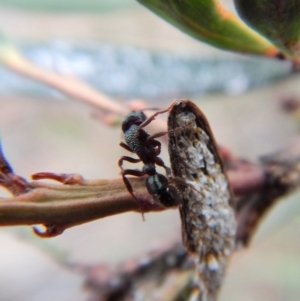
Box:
234;0;300;59
137;0;280;57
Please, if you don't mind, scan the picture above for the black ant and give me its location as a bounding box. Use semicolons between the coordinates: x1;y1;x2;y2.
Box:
118;104;181;210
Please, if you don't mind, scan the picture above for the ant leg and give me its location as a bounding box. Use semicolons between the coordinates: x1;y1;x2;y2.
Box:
155;157;171;176
147;125;191;157
121;169;146;220
138;102;177;129
118;156;141;170
119;142;134;153
170;176;204;197
148;124;191;141
121;169;145;197
140;107;161;111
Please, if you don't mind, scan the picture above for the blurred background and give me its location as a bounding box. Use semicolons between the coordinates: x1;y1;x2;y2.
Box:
0;1;300;300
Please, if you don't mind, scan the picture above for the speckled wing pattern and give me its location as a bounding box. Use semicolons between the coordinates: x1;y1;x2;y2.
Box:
168;100;236;301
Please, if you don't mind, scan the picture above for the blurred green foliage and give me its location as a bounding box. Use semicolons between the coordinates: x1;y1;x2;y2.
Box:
234;0;300;58
137;0;278;57
0;0;137;12
0;0;299;61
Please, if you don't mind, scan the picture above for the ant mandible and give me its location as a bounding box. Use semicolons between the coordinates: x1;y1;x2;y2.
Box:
118;103;181;210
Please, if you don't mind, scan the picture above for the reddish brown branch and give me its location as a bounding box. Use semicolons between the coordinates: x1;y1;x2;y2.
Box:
0;138;299;242
0;162;165;237
79;144;300;300
0;182;166;237
79;243;193;301
1;124;300;301
223;138;300;245
0;143;33;195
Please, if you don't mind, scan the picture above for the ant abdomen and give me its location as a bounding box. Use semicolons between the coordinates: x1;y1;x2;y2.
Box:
145;174;181;208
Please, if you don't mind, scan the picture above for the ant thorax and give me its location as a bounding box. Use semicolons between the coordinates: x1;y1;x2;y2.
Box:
125;127;155;163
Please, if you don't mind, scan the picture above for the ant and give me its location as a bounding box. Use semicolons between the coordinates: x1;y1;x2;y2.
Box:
118;104;181;210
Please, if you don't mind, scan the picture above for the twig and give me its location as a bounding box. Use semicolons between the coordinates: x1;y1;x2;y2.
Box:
0;176;168;237
1;100;300;300
1;46;173;137
79;243;193;301
0;136;298;242
0;144;166;237
1;47;128;115
235;137;300;245
0;142;33;195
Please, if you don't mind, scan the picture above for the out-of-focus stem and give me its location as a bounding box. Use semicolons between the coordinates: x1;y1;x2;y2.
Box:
1;47;128;115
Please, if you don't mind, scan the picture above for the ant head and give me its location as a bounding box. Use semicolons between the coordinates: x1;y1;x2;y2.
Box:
122;111;147;132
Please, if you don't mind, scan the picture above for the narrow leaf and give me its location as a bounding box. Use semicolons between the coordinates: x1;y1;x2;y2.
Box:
234;0;300;59
168;100;236;300
137;0;280;57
